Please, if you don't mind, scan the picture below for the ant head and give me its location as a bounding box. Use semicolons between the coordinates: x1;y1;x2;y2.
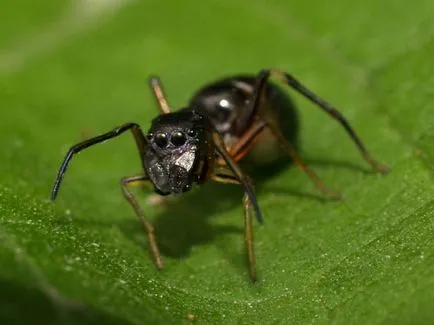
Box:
144;110;206;195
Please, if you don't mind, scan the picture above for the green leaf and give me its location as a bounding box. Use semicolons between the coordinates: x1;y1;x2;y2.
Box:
1;0;434;324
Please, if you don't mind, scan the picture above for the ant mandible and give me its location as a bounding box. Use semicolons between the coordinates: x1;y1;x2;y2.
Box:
50;69;389;281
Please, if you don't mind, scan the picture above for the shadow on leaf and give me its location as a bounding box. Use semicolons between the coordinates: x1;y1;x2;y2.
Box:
0;278;134;325
117;156;363;273
63;155;367;277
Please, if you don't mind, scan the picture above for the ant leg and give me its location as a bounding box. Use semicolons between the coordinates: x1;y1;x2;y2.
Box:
266;122;343;200
121;174;164;270
215;120;265;166
222;119;343;200
212;166;257;281
148;75;172;114
51;123;147;200
212;130;263;281
249;69;390;174
212;132;263;224
228;120;267;162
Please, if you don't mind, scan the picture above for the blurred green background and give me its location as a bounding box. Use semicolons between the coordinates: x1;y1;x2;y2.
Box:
1;0;434;324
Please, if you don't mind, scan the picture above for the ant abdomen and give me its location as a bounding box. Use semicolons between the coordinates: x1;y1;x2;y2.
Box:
189;75;299;166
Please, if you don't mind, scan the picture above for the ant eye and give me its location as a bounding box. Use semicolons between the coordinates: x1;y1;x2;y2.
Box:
187;129;197;137
146;133;153;141
171;131;187;147
154;133;168;148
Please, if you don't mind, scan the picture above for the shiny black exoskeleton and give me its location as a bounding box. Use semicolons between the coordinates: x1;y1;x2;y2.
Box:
189;75;299;165
143;75;299;197
50;69;389;281
144;110;209;195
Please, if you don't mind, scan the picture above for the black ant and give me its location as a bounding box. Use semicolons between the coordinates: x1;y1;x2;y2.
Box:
50;69;389;281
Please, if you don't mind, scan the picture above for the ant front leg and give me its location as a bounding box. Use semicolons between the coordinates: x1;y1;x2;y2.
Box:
51;123;147;200
120;174;164;270
212;132;263;281
249;68;390;174
212;132;263;224
212;165;258;281
148;75;172;114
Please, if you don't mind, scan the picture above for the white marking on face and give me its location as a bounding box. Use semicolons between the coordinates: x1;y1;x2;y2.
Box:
174;148;196;172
